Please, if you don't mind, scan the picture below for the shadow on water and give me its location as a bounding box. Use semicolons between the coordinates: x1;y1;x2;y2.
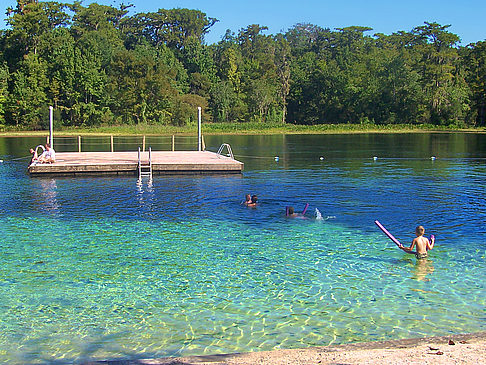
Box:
14;332;231;365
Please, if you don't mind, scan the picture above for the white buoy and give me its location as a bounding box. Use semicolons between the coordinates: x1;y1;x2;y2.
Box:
431;156;436;160
319;156;324;160
0;159;3;162
373;156;378;161
274;156;279;161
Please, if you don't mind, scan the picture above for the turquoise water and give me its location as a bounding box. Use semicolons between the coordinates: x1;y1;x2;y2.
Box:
0;134;485;363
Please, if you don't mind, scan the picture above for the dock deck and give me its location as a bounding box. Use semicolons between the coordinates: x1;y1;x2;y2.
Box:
28;151;243;176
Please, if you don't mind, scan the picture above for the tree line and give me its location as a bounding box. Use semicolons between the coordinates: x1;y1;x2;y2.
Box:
0;0;485;129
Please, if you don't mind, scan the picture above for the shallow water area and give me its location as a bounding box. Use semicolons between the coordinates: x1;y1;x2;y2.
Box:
0;133;485;363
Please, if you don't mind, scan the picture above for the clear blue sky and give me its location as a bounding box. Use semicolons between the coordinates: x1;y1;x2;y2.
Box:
1;0;485;45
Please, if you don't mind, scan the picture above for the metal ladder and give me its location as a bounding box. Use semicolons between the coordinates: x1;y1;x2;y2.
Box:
138;147;152;179
217;143;234;159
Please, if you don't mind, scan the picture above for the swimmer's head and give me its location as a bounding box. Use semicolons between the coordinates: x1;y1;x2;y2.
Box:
251;195;258;203
415;226;425;236
288;206;294;215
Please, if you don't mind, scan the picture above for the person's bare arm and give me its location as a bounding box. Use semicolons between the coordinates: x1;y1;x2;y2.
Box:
400;239;416;253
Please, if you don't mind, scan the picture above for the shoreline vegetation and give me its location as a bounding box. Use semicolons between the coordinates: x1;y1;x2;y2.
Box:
0;2;485;132
1;123;485;137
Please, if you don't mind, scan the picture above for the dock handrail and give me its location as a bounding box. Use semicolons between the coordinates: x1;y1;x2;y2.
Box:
52;135;205;152
217;143;234;159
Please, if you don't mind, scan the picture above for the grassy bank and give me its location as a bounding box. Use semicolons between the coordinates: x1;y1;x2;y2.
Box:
1;122;485;136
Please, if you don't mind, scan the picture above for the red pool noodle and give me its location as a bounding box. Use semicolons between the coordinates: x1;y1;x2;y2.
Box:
374;220;402;247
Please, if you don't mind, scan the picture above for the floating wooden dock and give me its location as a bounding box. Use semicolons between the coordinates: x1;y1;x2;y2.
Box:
28;151;243;176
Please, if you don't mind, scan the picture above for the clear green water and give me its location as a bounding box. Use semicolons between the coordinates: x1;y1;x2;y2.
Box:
0;133;485;363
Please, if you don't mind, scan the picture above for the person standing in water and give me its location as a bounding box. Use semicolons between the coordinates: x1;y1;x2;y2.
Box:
399;225;435;259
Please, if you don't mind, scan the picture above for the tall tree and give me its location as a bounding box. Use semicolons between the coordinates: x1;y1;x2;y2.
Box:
412;22;469;124
461;41;486;126
0;62;9;125
122;8;217;51
274;34;291;123
106;46;182;125
6;0;70;56
6;53;48;128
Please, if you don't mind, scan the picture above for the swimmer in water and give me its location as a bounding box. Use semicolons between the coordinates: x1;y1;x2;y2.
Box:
247;195;258;207
242;194;252;206
286;206;309;219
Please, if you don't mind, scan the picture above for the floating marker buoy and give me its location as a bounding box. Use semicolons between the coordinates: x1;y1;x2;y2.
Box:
274;156;279;161
0;159;3;163
431;156;436;160
373;156;378;161
319;156;324;160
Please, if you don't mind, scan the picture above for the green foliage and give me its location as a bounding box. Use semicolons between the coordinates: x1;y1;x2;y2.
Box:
0;2;484;129
7;53;48;128
0;62;9;124
461;41;486;126
122;8;217;51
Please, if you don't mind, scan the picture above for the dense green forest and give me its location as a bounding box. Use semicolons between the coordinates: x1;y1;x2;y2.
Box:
0;0;485;130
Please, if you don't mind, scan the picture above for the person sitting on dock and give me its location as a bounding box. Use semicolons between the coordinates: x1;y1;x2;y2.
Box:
39;143;56;164
29;148;39;165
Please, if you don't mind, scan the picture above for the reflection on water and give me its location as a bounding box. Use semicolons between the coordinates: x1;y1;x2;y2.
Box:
412;259;435;282
38;179;59;213
0;133;485;363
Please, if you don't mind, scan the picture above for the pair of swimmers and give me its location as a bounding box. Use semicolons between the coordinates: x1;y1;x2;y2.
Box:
243;194;258;207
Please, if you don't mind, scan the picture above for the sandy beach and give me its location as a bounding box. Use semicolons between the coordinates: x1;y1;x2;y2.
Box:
93;332;486;365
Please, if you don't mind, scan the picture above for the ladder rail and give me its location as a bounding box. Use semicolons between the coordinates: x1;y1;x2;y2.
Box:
138;146;153;179
217;143;234;159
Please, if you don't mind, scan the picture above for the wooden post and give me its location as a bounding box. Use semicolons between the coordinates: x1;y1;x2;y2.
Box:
172;135;175;151
49;106;54;148
197;106;202;151
143;135;146;152
110;135;114;152
202;135;206;151
78;136;81;153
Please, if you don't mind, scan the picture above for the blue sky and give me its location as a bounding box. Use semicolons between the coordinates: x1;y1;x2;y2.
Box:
1;0;485;45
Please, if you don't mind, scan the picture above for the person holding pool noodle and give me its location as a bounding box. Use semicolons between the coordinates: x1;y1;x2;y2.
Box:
375;221;435;259
286;203;309;218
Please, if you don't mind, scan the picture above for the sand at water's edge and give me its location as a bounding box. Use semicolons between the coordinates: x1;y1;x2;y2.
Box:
87;332;486;364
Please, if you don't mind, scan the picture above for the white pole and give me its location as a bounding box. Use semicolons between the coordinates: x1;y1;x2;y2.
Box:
198;106;202;151
49;106;54;147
